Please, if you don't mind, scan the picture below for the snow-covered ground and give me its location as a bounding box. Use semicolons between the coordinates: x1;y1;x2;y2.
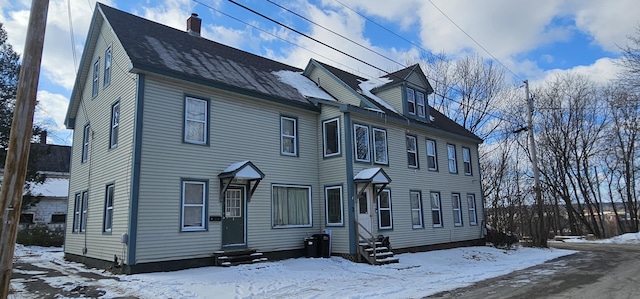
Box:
9;234;638;298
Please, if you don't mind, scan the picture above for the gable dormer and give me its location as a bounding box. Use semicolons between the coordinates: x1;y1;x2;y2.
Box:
370;64;434;123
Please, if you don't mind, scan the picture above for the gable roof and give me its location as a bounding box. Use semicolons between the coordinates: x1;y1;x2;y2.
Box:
311;61;482;143
66;3;321;128
1;143;71;173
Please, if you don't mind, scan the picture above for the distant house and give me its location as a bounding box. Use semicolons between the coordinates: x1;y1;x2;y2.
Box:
64;3;485;274
0;133;71;230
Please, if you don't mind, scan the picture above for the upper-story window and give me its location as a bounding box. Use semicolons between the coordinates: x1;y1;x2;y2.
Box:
104;46;112;87
281;116;298;156
353;124;370;162
81;124;90;163
463;147;472;175
372;127;388;165
406;87;427;120
92;58;100;98
426;139;437;171
407;135;418;168
110;101;119;149
184;97;208;145
323;118;341;157
447;144;458;173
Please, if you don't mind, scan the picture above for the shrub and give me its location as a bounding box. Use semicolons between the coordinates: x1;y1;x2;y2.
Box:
17;224;64;247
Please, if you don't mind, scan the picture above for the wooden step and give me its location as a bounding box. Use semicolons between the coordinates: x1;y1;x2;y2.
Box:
369;251;394;258
365;246;388;252
214;248;268;267
376;257;399;264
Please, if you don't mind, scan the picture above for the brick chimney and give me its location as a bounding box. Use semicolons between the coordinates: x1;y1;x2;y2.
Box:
40;130;47;144
187;13;201;37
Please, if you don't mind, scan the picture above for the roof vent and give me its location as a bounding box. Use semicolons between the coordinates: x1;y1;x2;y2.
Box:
187;13;201;37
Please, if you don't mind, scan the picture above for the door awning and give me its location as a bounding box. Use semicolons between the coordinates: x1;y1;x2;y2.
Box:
354;167;391;198
218;161;265;202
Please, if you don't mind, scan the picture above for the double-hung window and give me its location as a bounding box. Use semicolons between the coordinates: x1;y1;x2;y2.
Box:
431;192;442;227
452;193;463;226
406;87;416;115
426;139;437;170
184;97;208;144
407;135;418;168
410;191;423;228
372;128;388;164
447;144;458;173
416;91;426;117
92;58;100;97
281;116;297;156
353;124;370;162
273;185;311;227
323;118;340;157
377;189;392;229
325;186;343;226
104;184;114;232
72;193;81;232
181;181;206;231
110;101;119;149
81;124;90;163
104;46;112;87
467;194;478;225
80;191;88;232
463;147;472;175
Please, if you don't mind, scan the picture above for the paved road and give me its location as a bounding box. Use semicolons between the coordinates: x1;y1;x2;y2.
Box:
426;242;640;299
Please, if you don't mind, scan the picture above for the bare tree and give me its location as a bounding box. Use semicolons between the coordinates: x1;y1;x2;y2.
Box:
618;26;640;92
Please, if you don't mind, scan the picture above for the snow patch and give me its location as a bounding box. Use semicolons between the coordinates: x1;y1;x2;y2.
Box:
273;70;335;101
358;78;398;113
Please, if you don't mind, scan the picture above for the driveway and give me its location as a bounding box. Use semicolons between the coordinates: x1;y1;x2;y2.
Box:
425;242;640;298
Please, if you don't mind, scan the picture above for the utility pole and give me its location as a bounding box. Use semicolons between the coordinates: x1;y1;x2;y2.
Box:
0;0;49;297
524;80;547;248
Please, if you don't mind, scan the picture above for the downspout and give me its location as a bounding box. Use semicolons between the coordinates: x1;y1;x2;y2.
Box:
344;112;356;254
126;74;145;270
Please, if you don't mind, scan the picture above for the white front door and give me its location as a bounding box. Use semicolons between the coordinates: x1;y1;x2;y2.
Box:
356;188;374;238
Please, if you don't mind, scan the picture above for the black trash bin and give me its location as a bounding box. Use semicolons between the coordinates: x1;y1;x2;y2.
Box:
304;237;318;258
313;233;330;258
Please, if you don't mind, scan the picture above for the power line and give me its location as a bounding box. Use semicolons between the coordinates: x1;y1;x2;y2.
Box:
427;0;522;81
226;0;522;128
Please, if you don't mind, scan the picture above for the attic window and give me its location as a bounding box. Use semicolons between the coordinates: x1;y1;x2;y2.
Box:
406;87;427;121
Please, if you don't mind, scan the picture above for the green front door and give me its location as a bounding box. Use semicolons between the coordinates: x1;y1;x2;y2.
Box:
222;187;246;247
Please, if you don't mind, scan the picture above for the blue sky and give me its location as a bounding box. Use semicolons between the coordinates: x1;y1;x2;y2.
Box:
1;0;638;145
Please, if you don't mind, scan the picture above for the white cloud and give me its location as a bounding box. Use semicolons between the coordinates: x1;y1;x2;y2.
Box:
532;57;622;87
35;90;72;144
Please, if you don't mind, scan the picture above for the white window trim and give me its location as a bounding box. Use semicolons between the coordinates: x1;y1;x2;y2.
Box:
272;184;312;228
372;127;388;165
447;144;458;173
92;58;100;97
325;186;343;226
82;124;90;163
410;191;423;229
104;45;112;87
323;118;341;157
431;192;443;228
110;102;119;149
406;87;416;115
463;147;472;175
426;139;437;171
452;193;463;227
73;193;81;232
181;181;206;231
280;116;298;156
353;124;370;162
80;191;88;232
377;189;392;229
407;135;418;168
184;97;208;144
416;91;425;117
104;184;114;232
468;194;478;225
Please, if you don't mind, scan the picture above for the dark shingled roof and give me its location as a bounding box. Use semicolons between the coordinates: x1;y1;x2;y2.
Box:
98;3;315;109
315;61;482;142
1;143;71;173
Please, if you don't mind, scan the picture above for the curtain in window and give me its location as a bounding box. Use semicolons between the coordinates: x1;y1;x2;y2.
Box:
273;186;309;226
